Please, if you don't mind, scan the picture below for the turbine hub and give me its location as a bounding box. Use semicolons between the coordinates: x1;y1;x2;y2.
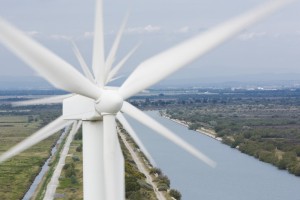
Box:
95;89;123;115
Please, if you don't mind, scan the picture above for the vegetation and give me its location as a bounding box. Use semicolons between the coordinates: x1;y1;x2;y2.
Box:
117;129;158;200
169;189;182;200
56;126;160;200
55;129;83;199
3;88;300;199
0;104;61;200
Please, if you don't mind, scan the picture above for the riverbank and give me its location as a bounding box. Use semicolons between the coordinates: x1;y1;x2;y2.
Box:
161;112;222;142
162;105;300;178
118;129;167;200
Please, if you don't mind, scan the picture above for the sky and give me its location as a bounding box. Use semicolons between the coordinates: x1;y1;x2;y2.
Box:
0;0;300;87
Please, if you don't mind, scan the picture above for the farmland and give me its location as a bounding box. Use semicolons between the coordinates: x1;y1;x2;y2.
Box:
0;104;61;199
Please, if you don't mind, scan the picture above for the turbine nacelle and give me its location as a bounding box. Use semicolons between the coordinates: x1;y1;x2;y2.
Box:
63;88;123;121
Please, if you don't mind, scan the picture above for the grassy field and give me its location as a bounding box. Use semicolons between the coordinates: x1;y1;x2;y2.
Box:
0;105;61;200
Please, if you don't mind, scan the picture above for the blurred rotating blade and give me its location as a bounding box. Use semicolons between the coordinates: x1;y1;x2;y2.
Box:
0;116;73;163
117;112;156;166
12;94;73;107
71;41;95;82
106;43;140;83
121;102;216;168
92;0;105;86
104;13;129;80
107;75;124;83
0;18;102;100
119;0;294;99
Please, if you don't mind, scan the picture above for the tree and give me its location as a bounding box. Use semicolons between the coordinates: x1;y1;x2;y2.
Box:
169;189;182;200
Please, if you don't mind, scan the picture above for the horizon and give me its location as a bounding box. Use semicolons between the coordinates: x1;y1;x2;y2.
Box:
2;73;300;90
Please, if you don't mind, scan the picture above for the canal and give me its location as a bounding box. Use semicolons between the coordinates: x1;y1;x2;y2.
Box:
22;127;69;200
125;111;300;200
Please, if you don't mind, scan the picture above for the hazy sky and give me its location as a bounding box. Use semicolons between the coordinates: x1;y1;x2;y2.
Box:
0;0;300;85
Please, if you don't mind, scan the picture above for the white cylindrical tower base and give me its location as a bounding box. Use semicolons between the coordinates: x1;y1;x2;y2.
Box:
82;120;105;200
103;114;125;200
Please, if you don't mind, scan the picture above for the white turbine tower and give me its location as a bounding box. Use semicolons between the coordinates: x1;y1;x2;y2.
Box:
0;0;295;199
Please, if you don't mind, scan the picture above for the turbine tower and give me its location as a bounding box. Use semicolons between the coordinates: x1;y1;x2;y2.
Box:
0;0;295;199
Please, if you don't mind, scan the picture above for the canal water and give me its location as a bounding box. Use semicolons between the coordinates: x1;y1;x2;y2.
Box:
125;111;300;200
22;127;69;200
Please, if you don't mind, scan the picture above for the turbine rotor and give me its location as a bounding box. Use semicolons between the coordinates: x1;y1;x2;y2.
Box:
95;89;124;115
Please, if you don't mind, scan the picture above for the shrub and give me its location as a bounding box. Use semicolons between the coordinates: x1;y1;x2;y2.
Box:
169;189;182;200
76;143;82;152
125;177;140;192
72;156;80;162
149;167;162;175
295;146;300;157
292;164;300;176
74;129;82;140
137;180;153;191
158;175;170;187
70;175;78;184
64;163;76;178
157;185;168;191
63;163;71;170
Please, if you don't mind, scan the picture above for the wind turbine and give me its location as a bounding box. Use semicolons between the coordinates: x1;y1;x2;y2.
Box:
0;0;295;199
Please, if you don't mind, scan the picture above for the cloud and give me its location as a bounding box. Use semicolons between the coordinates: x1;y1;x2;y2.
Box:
176;26;190;34
83;31;94;38
26;31;40;37
50;34;72;40
238;32;266;41
125;25;161;34
144;25;161;32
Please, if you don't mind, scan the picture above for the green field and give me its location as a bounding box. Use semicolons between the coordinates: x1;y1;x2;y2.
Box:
0;105;61;200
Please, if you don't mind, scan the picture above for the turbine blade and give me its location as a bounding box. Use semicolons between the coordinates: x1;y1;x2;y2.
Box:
121;102;216;168
107;75;124;84
116;112;156;166
106;43;140;83
103;115;124;199
104;13;129;81
71;41;95;82
0;18;102;100
92;0;105;86
119;0;294;99
0;116;73;163
12;94;73;107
